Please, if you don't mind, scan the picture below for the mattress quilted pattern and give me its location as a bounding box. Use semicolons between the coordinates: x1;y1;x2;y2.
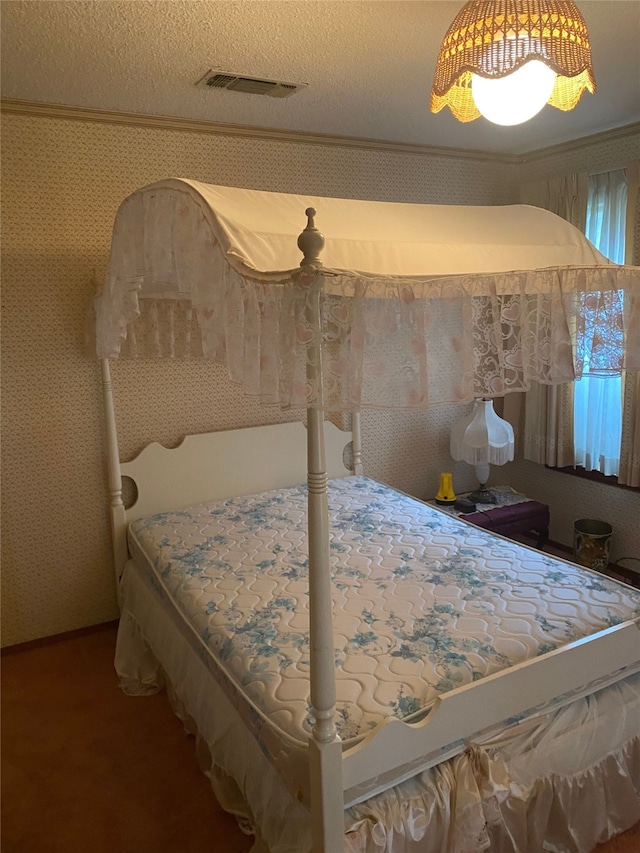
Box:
128;476;640;748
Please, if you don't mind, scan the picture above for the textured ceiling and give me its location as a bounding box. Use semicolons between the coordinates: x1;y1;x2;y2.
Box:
2;0;639;155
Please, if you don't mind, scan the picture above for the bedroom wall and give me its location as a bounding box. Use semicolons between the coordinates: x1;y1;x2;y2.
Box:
503;129;640;561
1;108;518;646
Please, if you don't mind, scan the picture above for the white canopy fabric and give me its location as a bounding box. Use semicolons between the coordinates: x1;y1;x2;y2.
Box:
95;178;640;409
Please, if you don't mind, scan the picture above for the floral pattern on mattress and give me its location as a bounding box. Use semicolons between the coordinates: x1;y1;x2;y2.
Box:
128;476;640;746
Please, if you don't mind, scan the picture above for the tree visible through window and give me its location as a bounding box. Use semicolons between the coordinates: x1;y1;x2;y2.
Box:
573;169;627;476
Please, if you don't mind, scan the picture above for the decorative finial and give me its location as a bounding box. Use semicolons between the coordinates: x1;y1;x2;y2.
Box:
297;207;325;268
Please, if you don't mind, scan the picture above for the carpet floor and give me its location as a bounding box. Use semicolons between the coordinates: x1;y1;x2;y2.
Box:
1;623;638;853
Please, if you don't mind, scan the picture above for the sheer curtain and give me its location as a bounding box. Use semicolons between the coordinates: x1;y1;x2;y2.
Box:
507;174;587;466
573;169;627;476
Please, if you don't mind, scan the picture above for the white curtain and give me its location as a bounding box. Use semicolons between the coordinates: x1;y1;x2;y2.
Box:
573;169;627;476
573;376;622;474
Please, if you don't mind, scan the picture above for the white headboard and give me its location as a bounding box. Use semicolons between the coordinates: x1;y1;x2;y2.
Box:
122;421;353;524
101;358;361;594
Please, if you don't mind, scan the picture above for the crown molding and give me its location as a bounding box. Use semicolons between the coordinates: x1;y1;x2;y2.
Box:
2;99;638;167
0;98;518;164
520;121;640;163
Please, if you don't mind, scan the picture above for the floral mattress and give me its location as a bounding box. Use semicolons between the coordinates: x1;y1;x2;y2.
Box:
127;476;640;751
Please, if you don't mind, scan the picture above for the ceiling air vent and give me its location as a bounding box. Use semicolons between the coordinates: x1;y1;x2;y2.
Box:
196;69;307;99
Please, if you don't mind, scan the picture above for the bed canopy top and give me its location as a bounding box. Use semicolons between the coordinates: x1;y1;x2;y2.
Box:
96;178;639;410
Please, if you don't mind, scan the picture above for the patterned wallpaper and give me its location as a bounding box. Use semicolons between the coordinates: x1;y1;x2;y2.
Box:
1;110;516;646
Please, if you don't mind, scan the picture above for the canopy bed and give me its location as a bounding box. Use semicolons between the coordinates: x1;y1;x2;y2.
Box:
95;179;640;853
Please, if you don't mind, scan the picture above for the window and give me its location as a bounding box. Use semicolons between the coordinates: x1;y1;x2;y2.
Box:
573;169;627;476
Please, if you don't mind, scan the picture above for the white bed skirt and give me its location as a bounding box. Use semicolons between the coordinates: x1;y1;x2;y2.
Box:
115;562;640;853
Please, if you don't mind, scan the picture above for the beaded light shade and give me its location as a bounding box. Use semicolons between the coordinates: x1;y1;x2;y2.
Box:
431;0;596;123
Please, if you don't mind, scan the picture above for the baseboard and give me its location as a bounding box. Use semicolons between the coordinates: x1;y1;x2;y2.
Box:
1;620;119;656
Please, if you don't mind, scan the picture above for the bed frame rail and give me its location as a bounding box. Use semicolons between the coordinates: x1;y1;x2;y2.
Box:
342;619;640;805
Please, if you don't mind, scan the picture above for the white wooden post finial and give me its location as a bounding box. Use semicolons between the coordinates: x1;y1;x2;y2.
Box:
298;208;325;268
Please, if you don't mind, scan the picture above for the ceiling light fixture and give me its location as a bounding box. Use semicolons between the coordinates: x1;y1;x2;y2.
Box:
430;0;596;126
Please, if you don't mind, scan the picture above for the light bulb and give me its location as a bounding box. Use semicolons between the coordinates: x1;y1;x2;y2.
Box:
471;60;557;126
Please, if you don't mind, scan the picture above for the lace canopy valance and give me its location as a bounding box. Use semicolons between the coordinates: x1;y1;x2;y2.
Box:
95;179;640;410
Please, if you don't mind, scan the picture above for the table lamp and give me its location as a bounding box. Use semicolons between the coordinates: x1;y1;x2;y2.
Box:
450;399;515;503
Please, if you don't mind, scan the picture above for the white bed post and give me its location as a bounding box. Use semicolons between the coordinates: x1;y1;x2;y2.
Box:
298;210;344;853
351;411;363;475
101;358;128;604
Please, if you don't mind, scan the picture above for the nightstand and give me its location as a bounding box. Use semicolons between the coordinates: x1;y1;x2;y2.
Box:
429;486;550;549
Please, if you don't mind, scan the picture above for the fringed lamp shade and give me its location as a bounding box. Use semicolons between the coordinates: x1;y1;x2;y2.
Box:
451;399;515;502
431;0;596;123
